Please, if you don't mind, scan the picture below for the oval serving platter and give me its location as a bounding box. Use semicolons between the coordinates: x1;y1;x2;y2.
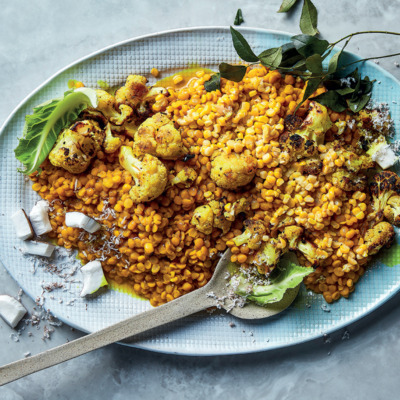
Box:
1;27;400;355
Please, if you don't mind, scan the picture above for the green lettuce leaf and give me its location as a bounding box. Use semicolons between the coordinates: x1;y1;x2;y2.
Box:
14;87;98;175
231;253;312;306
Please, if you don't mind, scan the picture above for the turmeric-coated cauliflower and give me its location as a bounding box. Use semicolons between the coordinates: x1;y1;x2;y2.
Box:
119;146;167;203
191;205;214;235
170;167;198;187
364;221;395;256
95;90;133;126
115;75;148;108
49;120;104;174
103;123;122;154
210;151;257;189
134;113;185;160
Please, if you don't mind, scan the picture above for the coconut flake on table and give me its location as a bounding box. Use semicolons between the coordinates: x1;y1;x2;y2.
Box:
0;295;27;328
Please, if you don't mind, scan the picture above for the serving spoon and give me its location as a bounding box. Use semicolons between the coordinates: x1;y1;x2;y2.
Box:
0;250;299;386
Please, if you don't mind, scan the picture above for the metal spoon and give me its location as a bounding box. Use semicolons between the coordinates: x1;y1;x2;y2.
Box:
0;251;299;385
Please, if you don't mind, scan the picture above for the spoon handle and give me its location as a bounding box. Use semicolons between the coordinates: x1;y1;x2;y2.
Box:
0;287;215;386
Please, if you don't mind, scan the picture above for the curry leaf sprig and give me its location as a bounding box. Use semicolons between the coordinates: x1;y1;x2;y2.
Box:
205;27;400;113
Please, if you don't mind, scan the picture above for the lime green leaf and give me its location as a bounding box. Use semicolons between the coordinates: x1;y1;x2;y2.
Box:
278;0;299;13
259;47;283;69
14;88;98;175
230;26;259;62
234;9;244;25
232;254;312;305
219;63;247;82
204;73;221;92
300;0;319;36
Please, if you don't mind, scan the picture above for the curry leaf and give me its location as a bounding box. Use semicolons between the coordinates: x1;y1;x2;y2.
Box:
259;47;283;69
311;90;348;112
279;43;304;68
296;78;321;110
14;88;98;175
300;0;318;36
219;63;247;82
305;54;323;74
348;93;372;113
230;26;259;62
291;34;329;58
278;0;299;13
234;9;244;25
327;49;343;75
204;73;221;92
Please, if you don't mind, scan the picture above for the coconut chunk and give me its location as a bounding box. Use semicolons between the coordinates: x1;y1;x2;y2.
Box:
0;295;27;328
11;209;34;240
29;200;52;236
371;144;398;169
80;260;108;297
23;240;55;257
65;212;101;233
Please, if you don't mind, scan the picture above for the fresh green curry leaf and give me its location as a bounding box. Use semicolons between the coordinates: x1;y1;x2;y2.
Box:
234;9;244;25
348;93;372;113
296;77;321;110
291;34;329;58
219;63;247;82
204;72;221;92
311;90;348;112
230;26;259;62
300;0;319;36
278;0;299;13
14;88;98;175
279;43;304;68
305;53;323;74
259;47;283;69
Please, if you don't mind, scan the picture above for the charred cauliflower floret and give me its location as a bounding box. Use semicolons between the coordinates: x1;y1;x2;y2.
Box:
134;113;185;160
95;90;133;126
49;120;104;174
384;195;400;226
191;205;214;235
328;169;367;192
281;226;303;250
210;151;257;189
170;167;198;187
370;171;400;219
115;75;148;108
103;123;122;154
224;198;250;221
364;221;395;256
297;101;333;144
282;133;317;161
251;238;282;274
233;219;267;250
297;239;329;266
209;200;231;234
119;146;167;203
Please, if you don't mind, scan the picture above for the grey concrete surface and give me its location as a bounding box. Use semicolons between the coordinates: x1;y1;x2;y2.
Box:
1;0;400;399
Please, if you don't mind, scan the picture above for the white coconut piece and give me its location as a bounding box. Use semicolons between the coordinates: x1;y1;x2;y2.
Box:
80;261;108;297
10;209;34;240
65;212;101;233
29;200;52;236
23;240;55;257
371;144;398;169
0;295;27;328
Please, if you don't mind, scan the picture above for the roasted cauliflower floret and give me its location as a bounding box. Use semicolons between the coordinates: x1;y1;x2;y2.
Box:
115;75;148;108
209;200;231;234
191;205;214;235
383;195;400;226
49;120;104;174
233;219;267;250
364;221;395;256
134;113;185;160
282;133;317;161
103;123;122;154
297;239;329;266
297;101;333;144
95;90;133;126
224;198;250;221
328;169;367;192
370;171;400;218
170;167;198;187
251;238;282;274
281;226;303;250
210;151;257;189
119;146;167;203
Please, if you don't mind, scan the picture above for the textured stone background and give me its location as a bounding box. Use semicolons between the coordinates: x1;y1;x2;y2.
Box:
1;0;400;398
